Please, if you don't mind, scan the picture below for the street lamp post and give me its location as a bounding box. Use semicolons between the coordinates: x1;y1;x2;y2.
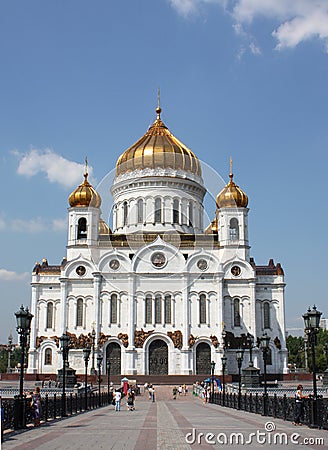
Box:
106;358;111;404
236;349;244;410
14;305;33;429
303;305;322;427
59;333;70;417
211;361;216;402
7;330;14;373
97;350;103;407
91;327;96;375
221;354;227;406
82;347;91;410
260;332;271;416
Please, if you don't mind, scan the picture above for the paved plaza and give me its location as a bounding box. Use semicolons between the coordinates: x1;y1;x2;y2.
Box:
2;387;327;449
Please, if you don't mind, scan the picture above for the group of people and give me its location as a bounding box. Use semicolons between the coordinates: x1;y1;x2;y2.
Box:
172;384;188;399
144;383;155;402
113;386;136;412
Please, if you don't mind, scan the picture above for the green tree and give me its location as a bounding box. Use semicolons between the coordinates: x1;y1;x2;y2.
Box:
0;346;21;373
286;335;305;369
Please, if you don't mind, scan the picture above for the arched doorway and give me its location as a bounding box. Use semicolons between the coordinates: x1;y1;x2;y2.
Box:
149;339;168;375
196;342;211;375
106;342;121;375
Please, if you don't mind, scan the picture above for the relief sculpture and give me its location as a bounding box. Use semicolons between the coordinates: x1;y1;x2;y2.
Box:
167;330;183;349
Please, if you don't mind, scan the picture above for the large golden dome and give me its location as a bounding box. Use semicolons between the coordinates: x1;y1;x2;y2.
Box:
216;171;248;209
68;172;102;208
116;106;202;177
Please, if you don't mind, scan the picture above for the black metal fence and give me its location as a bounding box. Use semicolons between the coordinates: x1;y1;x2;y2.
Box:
210;392;328;430
2;391;114;431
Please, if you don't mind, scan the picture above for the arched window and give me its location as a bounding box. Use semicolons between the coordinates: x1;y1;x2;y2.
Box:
164;295;171;324
173;199;179;224
145;295;152;324
77;217;87;239
76;298;83;327
110;294;118;324
137;199;143;224
189;202;193;227
155;198;162;223
263;302;271;329
199;294;206;324
155;295;162;324
233;298;241;327
45;348;52;365
46;302;53;329
123;201;128;226
229;218;239;240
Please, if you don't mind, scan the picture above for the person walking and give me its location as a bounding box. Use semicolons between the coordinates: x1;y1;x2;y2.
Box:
114;390;122;412
126;390;135;411
150;385;155;402
293;384;307;425
31;386;42;427
178;385;182;396
172;386;177;400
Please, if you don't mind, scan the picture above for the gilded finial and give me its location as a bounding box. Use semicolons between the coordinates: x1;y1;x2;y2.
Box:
156;87;161;118
84;156;89;181
229;156;233;180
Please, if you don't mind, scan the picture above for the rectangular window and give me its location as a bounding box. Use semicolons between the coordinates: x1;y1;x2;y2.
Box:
145;296;152;324
76;299;83;327
164;295;171;324
234;299;241;327
200;294;206;324
110;294;118;324
155;296;162;324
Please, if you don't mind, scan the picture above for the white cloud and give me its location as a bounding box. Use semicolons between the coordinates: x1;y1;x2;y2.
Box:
167;0;328;51
168;0;226;17
0;269;29;281
2;217;67;233
52;218;67;231
0;217;5;231
15;148;92;189
11;218;46;233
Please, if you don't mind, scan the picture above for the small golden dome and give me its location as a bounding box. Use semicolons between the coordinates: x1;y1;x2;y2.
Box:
205;218;218;234
116;106;202;177
68;172;102;208
216;172;248;209
98;217;111;234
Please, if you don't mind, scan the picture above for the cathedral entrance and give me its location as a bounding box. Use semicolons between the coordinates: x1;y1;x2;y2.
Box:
106;342;121;375
148;339;168;375
196;342;211;375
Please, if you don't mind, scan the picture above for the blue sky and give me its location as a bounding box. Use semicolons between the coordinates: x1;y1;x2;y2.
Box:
0;0;327;343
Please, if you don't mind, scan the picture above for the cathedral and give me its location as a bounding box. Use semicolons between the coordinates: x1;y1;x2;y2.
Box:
27;104;288;377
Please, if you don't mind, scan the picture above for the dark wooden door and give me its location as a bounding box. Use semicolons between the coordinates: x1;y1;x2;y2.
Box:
149;340;168;375
196;343;211;375
106;343;121;375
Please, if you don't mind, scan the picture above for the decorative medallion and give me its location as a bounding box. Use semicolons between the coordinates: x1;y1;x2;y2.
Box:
76;265;86;276
231;265;241;277
197;259;208;271
109;259;120;270
151;252;166;268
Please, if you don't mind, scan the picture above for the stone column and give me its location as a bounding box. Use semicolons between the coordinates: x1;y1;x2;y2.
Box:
27;277;39;373
59;277;68;335
93;272;102;340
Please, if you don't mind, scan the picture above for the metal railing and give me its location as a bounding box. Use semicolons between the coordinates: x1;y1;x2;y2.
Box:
209;391;328;430
2;391;113;431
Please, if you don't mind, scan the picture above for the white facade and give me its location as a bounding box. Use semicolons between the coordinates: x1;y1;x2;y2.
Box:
28;109;288;377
